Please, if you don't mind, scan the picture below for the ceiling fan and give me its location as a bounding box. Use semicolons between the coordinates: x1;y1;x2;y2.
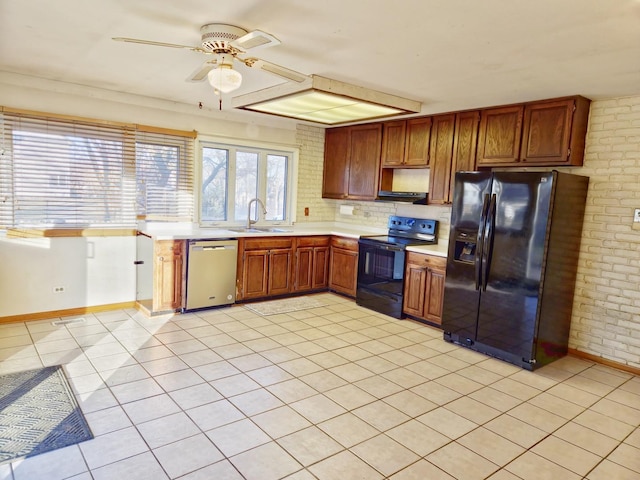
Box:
113;23;308;95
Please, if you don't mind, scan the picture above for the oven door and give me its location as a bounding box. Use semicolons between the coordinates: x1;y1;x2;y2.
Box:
356;239;406;318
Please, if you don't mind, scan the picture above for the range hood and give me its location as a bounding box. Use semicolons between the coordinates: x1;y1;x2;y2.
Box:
376;191;428;204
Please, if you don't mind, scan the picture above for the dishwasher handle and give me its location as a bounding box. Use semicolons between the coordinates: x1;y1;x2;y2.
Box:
189;240;238;252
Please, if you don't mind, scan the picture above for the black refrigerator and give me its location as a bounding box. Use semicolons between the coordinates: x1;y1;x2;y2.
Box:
442;171;589;370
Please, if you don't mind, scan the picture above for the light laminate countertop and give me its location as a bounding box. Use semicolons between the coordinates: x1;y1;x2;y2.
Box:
138;222;448;257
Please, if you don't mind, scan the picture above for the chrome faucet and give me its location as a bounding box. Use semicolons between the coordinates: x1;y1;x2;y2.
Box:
247;198;267;228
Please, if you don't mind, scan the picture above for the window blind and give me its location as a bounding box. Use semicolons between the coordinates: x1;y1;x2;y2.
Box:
0;109;196;229
135;127;195;221
0;111;136;228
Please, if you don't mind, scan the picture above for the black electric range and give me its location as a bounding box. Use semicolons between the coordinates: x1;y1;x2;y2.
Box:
356;215;438;318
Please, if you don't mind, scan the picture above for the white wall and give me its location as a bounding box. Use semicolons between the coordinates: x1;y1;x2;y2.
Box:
0;235;135;317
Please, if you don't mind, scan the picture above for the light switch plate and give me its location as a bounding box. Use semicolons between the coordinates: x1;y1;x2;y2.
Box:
633;208;640;230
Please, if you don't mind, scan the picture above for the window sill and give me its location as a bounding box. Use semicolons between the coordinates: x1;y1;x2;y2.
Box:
5;228;137;238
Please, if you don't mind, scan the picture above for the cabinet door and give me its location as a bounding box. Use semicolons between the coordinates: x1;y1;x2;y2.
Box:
381;121;406;167
153;241;183;312
322;127;350;199
428;114;455;205
294;247;313;292
404;117;432;167
403;263;427;317
476;105;524;166
329;248;358;297
449;110;480;201
521;99;574;165
347;123;382;200
242;250;269;299
424;268;446;325
312;246;330;289
269;249;292;296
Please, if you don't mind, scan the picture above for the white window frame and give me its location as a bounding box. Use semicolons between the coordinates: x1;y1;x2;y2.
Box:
197;136;298;227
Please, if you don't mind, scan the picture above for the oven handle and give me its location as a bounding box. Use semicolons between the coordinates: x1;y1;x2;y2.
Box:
358;240;404;253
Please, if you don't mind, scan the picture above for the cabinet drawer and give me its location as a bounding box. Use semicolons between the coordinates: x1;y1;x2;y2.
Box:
243;237;294;250
406;251;446;270
296;236;330;248
331;236;359;251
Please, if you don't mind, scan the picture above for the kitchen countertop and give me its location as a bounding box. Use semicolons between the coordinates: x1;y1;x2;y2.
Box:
138;222;449;257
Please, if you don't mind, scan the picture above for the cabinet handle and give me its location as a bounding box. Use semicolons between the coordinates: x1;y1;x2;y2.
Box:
158;256;164;261
134;260;144;265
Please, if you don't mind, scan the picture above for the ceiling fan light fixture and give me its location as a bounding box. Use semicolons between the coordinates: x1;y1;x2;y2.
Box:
232;75;421;125
207;64;243;94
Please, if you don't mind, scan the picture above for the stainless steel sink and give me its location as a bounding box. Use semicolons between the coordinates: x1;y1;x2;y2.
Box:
227;227;293;233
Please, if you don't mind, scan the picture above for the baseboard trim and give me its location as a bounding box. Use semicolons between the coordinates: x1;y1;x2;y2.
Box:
0;302;137;325
568;347;640;376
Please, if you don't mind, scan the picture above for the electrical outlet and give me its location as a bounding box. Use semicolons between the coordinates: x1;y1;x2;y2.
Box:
634;208;640;223
52;286;65;293
304;207;309;216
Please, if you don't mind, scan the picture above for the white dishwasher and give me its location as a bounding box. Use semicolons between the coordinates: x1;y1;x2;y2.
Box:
185;239;238;311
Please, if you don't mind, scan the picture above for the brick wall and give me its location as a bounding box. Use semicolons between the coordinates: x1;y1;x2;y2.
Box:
295;124;336;222
570;95;640;368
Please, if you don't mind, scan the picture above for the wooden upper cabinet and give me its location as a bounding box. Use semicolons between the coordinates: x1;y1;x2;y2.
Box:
427;114;455;205
476;105;524;166
520;96;590;166
449;110;480;200
380;121;406;167
381;117;431;168
322;127;350;199
477;96;590;167
405;117;432;166
345;123;382;200
322;123;381;200
428;111;479;205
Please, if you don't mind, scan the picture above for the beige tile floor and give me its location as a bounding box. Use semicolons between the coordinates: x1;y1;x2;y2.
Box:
1;292;639;480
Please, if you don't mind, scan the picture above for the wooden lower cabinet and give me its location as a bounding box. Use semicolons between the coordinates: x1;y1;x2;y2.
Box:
238;237;293;301
403;251;446;325
152;240;184;312
294;236;330;292
328;236;359;297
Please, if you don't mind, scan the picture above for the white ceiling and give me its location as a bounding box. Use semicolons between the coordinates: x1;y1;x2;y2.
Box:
1;0;639;126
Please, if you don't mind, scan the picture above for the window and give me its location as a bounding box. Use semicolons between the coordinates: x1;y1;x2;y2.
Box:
0;112;136;228
200;140;296;226
135;129;195;221
0;109;195;229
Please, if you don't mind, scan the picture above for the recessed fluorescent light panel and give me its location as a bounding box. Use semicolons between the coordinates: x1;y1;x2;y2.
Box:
232;75;421;125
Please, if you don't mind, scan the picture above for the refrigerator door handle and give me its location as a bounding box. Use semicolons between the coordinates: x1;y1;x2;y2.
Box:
475;193;490;290
481;193;497;291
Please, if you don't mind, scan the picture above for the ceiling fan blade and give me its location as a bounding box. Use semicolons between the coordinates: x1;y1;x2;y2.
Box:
112;37;207;53
188;60;218;82
231;30;281;51
241;57;308;83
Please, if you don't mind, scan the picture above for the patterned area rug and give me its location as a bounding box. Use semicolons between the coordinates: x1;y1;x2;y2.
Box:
0;366;93;464
245;296;329;316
